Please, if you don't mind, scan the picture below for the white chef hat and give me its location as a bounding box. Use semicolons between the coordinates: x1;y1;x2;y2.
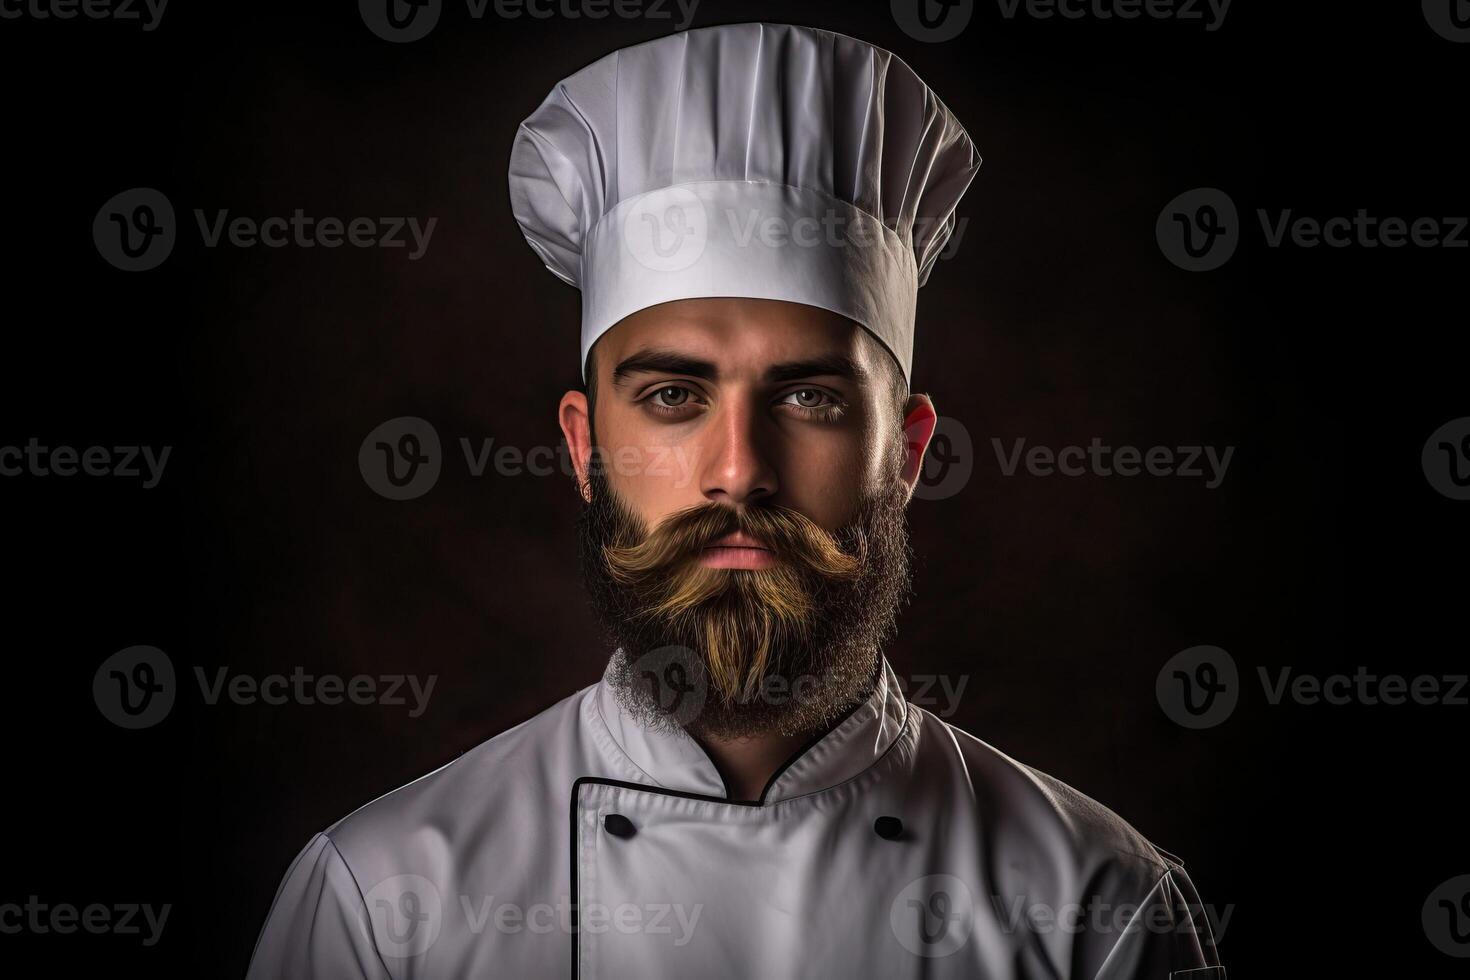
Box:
508;22;980;385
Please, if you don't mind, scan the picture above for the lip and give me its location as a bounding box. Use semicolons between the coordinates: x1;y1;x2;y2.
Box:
709;531;769;550
699;531;777;569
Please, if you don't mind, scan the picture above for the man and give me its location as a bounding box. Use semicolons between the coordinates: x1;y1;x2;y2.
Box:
246;23;1226;979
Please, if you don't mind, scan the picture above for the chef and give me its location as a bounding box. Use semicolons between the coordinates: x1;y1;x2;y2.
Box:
245;22;1227;979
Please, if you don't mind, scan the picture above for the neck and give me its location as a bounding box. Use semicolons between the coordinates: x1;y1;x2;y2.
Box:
691;727;826;803
689;659;882;802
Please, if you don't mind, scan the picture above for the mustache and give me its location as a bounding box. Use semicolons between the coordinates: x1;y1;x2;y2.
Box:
599;499;863;704
603;500;861;582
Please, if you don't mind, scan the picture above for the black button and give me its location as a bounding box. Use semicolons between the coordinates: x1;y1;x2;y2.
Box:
603;813;636;839
874;816;903;840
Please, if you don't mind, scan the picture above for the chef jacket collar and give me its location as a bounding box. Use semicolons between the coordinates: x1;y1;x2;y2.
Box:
586;653;910;805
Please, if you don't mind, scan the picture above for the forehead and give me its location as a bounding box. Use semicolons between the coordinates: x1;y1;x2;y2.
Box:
594;298;884;380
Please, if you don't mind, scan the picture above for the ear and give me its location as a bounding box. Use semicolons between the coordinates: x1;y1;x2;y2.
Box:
899;394;937;496
558;389;593;502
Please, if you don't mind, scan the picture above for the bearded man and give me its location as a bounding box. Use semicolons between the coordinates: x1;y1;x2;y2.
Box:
246;22;1226;980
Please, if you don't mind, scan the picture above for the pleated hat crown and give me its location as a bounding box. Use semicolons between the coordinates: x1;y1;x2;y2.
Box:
508;22;981;383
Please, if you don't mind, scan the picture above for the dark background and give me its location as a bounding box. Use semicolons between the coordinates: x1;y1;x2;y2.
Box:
2;0;1464;975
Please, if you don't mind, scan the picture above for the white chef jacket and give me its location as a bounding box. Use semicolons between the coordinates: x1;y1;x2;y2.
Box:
245;657;1226;979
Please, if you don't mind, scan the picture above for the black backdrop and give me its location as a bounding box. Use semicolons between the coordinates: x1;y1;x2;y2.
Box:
2;0;1466;975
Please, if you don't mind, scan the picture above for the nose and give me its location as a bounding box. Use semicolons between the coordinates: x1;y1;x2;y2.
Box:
696;393;778;507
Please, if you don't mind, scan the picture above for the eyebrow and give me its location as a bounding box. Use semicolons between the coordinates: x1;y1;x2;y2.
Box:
611;347;867;387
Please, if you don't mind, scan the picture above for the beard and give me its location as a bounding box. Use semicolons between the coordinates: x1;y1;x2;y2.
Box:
575;444;913;740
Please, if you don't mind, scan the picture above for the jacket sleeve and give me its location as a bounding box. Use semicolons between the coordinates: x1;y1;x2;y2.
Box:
245;832;394;980
1091;860;1226;980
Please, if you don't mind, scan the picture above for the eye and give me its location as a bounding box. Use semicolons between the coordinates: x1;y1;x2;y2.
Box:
777;387;846;421
640;383;706;419
780;388;836;409
651;385;692;408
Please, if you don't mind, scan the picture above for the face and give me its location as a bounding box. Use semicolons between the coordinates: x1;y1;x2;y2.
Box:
558;298;939;737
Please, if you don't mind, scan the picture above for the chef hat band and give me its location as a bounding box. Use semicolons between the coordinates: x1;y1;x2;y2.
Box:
508;22;981;384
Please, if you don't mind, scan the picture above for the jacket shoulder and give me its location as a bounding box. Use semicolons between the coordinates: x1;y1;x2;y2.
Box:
920;710;1179;887
321;684;594;861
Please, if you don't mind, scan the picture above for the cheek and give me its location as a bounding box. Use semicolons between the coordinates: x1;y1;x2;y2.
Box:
598;409;705;524
611;470;696;528
775;425;884;529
